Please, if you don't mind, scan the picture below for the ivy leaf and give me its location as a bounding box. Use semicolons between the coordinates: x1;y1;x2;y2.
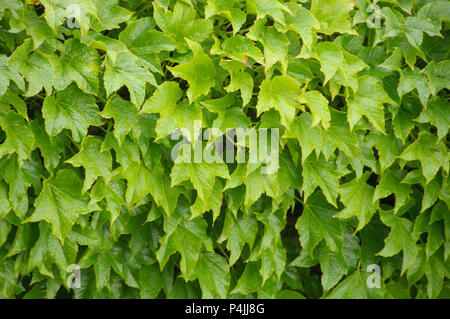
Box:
153;1;212;50
119;17;176;68
296;192;344;255
249;25;290;71
0;155;41;220
99;94;138;145
40;0;98;38
42;85;102;142
66;136;112;193
0;111;34;165
190;180;223;221
90;0;132;31
230;262;263;295
26;169;97;242
171;154;230;202
215;35;264;65
285;110;359;163
377;210;419;274
157;211;213;278
250;0;291;26
416;97;450;141
336;172;379;232
316;241;348;292
256;75;301;127
311;0;356;35
285;3;320;50
398;131;448;183
397;67;429;106
29;115;65;171
326;271;384;298
347;75;394;133
9;6;55;48
373;169;411;213
311;42;344;85
168;39;216;103
53;38;100;95
367;131;403;172
423;60;450;96
104;51;156;107
122;162;179;214
298;90;330;129
140;81;202;142
403;17;441;49
425;253;448;298
220;212;258;266
0;55;24;95
302;154;342;207
205;0;245;34
8;39;54;97
191;252;230;298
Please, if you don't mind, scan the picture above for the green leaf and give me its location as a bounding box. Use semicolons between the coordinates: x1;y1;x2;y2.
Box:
153;1;212;50
397;67;429;106
122;161;179;213
157;211;213;278
416;97;450;141
256;75;301;127
326;271;383;299
311;42;344;84
336;173;379;232
40;0;98;38
347;75;393;133
119;17;176;67
230;261;262;295
0;55;24;95
302;154;342;207
29;115;65;171
377;210;419;274
91;0;132;31
296;192;344;255
99;94;138;145
66;136;112;193
53;38;100;95
141;81;202;142
104;51;156;107
8;39;53;96
168;39;216;102
0;111;34;165
250;0;291;26
191;252;230;298
398;131;448;183
298;90;330;129
26;169;97;241
423;60;450;96
171;153;229;202
220;60;254;106
373;169;411;213
311;0;356;35
42;85;102;142
285;110;359;163
285;3;320;50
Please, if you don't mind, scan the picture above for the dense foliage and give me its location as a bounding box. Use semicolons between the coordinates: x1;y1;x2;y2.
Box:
0;0;449;299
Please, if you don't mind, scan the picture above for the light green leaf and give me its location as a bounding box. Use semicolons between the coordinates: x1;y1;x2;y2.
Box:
336;173;379;231
347;75;393;133
42;85;102;142
398;131;448;183
256;75;301;127
26;169;97;241
168;39;216;102
66;136;112;193
296;192;344;255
